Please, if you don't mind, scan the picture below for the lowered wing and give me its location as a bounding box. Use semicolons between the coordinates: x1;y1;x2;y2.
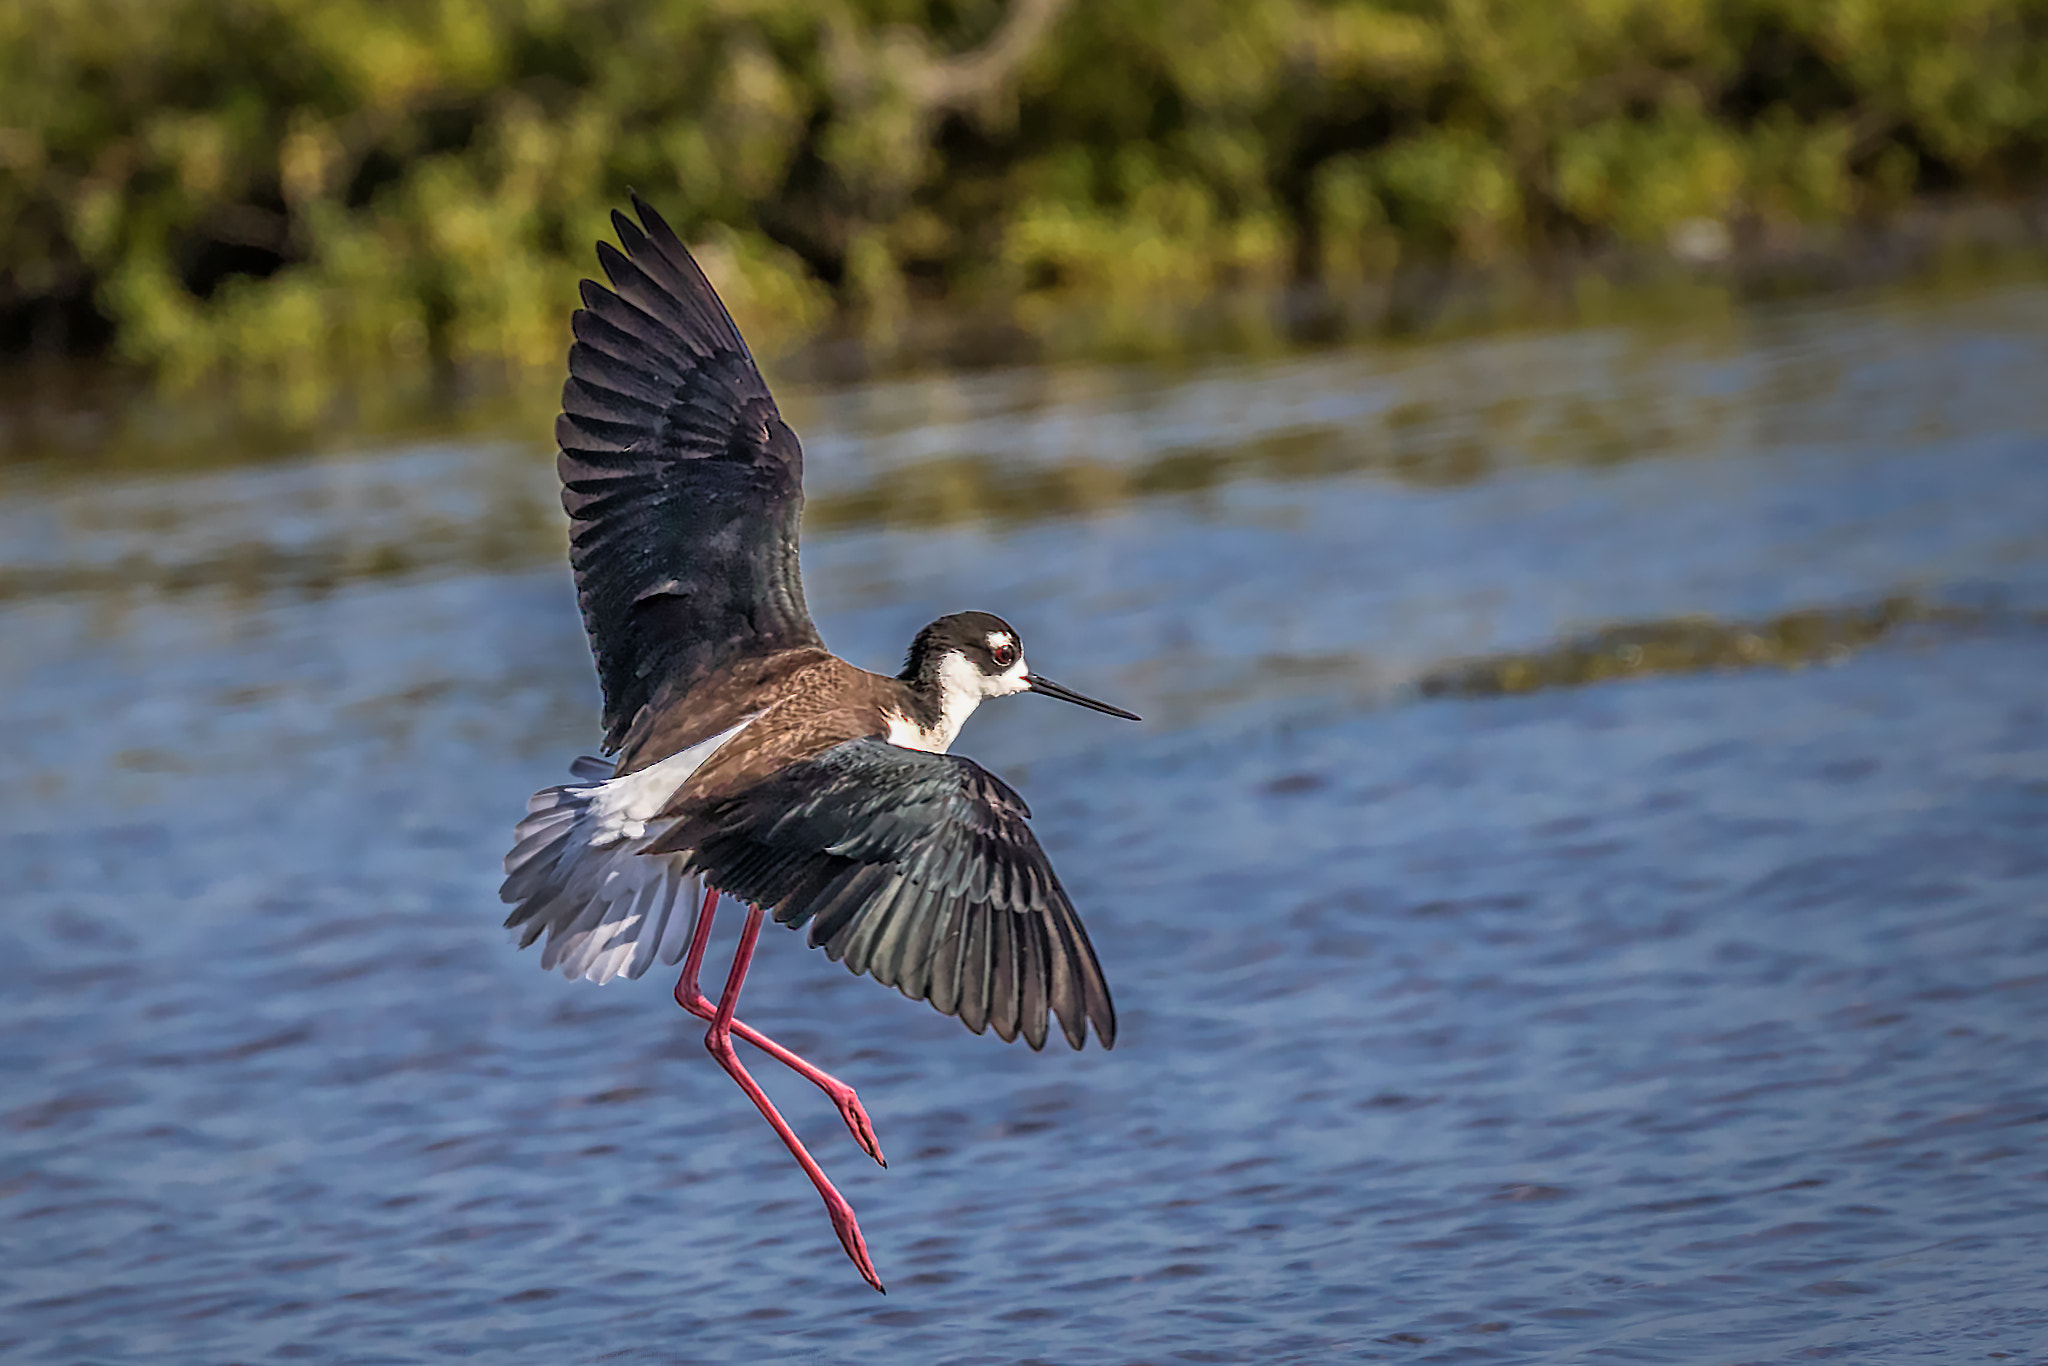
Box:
650;738;1118;1051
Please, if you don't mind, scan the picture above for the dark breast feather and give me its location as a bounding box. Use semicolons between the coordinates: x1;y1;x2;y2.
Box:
650;738;1117;1051
556;193;823;752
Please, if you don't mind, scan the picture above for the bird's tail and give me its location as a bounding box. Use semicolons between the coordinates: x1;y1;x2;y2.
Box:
500;757;702;983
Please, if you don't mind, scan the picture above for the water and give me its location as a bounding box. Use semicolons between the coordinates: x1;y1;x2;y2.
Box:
3;280;2046;1363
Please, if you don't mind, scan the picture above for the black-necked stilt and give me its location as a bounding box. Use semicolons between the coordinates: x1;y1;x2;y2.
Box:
500;194;1137;1291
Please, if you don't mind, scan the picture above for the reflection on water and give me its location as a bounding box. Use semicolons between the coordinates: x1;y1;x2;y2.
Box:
7;276;2048;599
2;276;2046;1363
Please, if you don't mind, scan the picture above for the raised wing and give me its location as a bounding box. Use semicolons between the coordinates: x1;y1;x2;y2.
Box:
652;738;1117;1050
557;194;823;752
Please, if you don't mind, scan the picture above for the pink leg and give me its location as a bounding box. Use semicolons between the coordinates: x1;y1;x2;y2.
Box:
673;886;884;1167
703;898;885;1293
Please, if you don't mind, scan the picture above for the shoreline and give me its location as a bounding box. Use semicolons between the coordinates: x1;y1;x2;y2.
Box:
3;194;2046;479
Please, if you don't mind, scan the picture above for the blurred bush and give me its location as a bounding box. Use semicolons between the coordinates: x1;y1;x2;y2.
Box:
4;0;2047;383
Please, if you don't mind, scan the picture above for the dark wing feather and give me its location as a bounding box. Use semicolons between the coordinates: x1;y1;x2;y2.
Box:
557;194;823;751
662;739;1116;1050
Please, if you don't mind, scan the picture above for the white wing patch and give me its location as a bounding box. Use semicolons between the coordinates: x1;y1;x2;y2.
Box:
499;719;751;983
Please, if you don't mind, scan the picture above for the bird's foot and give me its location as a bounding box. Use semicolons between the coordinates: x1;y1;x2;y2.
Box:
823;1080;886;1168
824;1191;885;1293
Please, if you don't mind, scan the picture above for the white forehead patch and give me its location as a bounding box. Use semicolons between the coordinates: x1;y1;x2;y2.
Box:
986;630;1015;652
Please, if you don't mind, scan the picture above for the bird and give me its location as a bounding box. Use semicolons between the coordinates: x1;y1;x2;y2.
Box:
499;193;1138;1292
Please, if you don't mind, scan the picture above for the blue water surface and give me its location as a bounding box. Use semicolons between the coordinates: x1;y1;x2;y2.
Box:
2;281;2046;1363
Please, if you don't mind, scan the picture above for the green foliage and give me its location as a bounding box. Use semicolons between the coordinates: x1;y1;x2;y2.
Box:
5;0;2048;383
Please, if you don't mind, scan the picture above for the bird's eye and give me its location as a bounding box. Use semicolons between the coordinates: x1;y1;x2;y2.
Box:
991;640;1019;668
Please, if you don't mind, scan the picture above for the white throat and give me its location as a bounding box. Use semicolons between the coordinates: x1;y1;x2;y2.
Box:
885;650;1029;753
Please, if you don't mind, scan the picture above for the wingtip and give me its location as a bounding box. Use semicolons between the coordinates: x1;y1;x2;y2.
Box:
1060;1023;1115;1051
618;190;684;266
1094;1008;1118;1050
593;237;633;290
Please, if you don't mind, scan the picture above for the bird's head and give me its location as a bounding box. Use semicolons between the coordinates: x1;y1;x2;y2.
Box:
898;612;1139;744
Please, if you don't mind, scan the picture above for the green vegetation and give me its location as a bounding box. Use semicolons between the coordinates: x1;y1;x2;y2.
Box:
1418;598;1946;698
5;0;2048;385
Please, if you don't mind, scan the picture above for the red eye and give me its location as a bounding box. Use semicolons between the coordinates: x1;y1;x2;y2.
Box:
992;641;1019;668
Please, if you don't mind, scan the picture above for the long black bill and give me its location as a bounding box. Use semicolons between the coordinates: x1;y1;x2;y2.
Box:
1026;675;1142;721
